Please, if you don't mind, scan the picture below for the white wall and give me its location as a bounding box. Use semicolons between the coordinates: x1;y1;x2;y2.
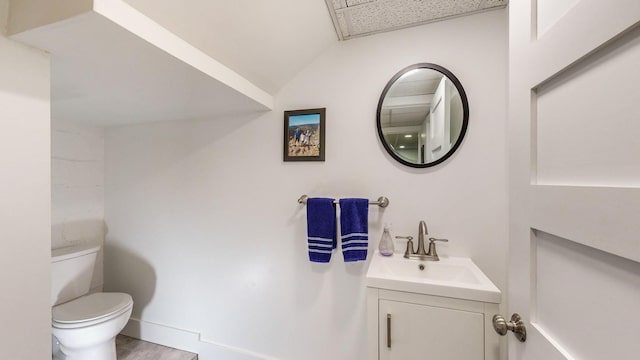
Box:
105;9;507;360
52;117;105;291
0;1;51;356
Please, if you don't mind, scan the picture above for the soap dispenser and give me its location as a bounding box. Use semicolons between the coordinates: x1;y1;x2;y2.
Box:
378;224;395;256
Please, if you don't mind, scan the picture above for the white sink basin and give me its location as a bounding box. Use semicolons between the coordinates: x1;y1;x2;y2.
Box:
366;251;501;303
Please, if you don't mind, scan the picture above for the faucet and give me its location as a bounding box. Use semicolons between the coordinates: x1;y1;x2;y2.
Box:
395;236;414;258
416;220;428;256
397;220;448;261
425;237;448;261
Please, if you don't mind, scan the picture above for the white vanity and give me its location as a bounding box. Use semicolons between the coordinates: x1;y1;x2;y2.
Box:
366;252;501;360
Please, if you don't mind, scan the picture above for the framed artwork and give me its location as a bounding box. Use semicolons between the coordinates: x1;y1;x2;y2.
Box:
283;108;326;162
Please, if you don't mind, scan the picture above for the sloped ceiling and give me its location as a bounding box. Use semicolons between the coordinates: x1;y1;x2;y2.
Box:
123;1;507;94
123;0;338;94
8;0;508;126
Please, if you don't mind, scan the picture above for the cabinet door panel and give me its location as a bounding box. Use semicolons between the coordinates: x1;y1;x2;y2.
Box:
379;300;484;360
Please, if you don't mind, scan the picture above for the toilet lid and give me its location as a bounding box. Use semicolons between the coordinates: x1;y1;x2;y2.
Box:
52;293;132;324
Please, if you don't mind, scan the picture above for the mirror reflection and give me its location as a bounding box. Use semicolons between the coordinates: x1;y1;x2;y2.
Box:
377;64;468;168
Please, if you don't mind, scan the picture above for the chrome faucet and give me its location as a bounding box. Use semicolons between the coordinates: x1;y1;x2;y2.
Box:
397;220;448;261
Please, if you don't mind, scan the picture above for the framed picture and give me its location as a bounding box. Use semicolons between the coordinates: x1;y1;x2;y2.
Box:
283;108;326;162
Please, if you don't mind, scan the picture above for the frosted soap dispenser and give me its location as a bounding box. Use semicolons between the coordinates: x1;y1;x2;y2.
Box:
378;224;395;256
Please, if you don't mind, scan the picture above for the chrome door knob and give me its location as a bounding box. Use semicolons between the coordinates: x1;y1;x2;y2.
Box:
493;313;527;342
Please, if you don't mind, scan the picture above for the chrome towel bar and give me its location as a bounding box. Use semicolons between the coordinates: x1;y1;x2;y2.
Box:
297;195;389;208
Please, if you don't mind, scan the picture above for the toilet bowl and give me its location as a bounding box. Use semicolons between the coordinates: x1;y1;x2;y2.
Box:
51;244;134;360
52;293;133;360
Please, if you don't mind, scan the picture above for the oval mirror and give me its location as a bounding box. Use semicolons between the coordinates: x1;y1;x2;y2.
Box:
377;63;469;168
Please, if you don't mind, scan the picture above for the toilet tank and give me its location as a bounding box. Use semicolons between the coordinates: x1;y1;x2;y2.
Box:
51;243;100;306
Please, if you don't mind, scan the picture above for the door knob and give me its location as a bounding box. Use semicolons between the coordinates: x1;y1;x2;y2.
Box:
492;313;526;342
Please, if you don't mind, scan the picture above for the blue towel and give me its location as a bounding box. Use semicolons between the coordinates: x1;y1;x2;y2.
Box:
306;198;337;263
339;198;369;262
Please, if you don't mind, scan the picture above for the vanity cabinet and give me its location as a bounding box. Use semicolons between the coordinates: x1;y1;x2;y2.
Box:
368;288;500;360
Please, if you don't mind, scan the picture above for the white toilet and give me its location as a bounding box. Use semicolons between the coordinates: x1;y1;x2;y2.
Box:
51;244;133;360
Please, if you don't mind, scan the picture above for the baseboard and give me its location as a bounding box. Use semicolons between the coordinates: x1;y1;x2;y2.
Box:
122;318;279;360
121;318;199;353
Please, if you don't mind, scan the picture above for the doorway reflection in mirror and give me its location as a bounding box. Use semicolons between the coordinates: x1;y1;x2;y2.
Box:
377;64;468;168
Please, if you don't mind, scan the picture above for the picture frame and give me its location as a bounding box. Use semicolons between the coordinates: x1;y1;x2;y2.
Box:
283;108;326;162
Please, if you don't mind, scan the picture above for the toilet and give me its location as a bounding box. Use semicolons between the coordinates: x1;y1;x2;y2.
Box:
51;244;133;360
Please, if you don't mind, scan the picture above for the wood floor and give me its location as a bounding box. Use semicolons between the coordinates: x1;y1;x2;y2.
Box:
116;335;198;360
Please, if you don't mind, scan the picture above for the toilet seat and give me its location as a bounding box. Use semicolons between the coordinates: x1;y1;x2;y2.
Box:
53;293;133;329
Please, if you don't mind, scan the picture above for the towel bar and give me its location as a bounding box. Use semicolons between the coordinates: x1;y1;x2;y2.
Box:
297;195;389;208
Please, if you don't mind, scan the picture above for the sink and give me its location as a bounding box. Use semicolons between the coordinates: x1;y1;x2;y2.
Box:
366;251;501;303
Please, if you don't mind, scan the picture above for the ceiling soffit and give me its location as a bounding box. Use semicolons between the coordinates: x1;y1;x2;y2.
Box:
326;0;508;40
123;0;337;94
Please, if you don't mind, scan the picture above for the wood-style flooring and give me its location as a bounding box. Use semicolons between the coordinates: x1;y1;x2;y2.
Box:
116;334;198;360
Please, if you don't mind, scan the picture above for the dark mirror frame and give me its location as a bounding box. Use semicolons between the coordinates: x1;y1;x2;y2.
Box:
376;63;469;168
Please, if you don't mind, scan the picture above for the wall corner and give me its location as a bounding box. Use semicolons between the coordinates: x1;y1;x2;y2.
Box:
0;0;8;35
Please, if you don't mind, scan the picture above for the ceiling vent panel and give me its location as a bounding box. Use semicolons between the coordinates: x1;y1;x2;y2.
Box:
325;0;508;40
331;0;348;9
346;0;378;7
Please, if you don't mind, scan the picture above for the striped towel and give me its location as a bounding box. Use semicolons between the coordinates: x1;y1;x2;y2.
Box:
306;198;337;263
339;198;369;262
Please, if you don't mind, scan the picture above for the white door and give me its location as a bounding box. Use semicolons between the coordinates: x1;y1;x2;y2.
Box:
429;77;450;159
509;1;640;359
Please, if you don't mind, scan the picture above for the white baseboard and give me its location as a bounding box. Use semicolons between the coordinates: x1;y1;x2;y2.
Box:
121;318;279;360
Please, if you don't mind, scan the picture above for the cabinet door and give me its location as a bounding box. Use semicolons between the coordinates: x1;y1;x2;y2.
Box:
379;300;484;360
